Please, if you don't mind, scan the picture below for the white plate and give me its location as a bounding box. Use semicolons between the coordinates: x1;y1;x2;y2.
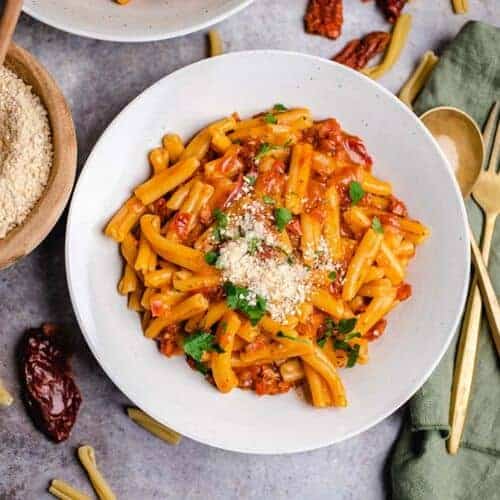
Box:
66;51;469;454
24;0;254;42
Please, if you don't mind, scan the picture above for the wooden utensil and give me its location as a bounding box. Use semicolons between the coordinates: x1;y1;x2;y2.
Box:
0;43;77;269
446;103;500;454
422;103;500;454
0;0;23;65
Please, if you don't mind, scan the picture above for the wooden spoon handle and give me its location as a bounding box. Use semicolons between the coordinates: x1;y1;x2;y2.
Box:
470;226;500;355
0;0;23;66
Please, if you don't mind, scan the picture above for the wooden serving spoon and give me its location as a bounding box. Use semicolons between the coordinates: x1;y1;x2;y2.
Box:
0;0;23;65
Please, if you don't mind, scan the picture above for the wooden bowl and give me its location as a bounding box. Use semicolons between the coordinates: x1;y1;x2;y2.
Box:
0;43;77;270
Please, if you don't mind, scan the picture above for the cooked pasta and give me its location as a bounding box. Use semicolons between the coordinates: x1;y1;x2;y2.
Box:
105;106;429;407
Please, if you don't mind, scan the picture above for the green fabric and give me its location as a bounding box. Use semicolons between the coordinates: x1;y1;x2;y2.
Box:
391;21;500;500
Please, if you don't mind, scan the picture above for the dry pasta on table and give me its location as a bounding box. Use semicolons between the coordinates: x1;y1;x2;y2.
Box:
105;104;429;408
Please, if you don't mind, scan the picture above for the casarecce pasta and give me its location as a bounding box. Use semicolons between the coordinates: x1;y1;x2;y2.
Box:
105;105;429;408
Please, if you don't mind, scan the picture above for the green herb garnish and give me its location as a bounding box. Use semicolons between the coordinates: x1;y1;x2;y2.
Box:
212;208;228;242
223;281;267;325
347;344;360;367
192;359;209;375
344;332;361;341
328;271;337;281
204;250;219;265
317;337;328;348
183;331;224;362
274;207;293;232
277;331;308;343
262;195;275;205
371;216;384;234
333;339;351;351
247;238;261;255
273;103;288;112
255;142;279;160
338;318;357;334
348;181;365;205
243;175;256;186
264;113;278;124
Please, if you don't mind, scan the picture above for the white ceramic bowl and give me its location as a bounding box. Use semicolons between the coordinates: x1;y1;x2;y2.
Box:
24;0;254;42
66;51;469;454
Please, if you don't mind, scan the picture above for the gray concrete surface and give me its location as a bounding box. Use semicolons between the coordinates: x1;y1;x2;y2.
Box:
0;1;498;498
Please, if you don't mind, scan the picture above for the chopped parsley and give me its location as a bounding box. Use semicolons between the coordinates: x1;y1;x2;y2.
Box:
328;270;337;281
255;142;279;160
338;318;357;334
183;331;224;362
277;331;308;343
334;339;351;351
274;207;293;232
212;208;228;242
264;113;278;124
344;331;361;341
223;281;267;325
192;359;209;375
247;237;261;255
243;174;256;186
348;181;365;205
262;195;275;205
347;344;360;367
204;250;219;265
371;216;384;234
273;103;288;112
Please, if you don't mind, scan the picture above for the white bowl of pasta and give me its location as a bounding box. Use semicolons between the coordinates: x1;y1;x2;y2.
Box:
66;50;469;454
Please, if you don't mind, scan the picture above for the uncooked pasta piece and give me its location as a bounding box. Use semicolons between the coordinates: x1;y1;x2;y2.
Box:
362;13;412;80
77;446;116;500
0;378;13;407
398;51;439;108
208;30;224;57
48;479;91;500
452;0;468;14
127;407;182;445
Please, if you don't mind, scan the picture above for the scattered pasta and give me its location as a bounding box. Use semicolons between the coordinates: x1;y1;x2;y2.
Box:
399;51;439;108
105;105;429;408
49;479;91;500
208;30;224;57
362;13;412;80
0;378;13;407
452;0;468;14
127;407;182;445
78;446;116;500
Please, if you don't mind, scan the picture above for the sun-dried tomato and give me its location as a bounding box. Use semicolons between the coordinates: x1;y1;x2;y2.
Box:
376;0;407;23
22;324;82;443
254;160;286;199
158;324;179;357
333;31;390;70
236;364;291;395
223;173;244;209
303;119;343;155
388;195;408;217
343;135;373;167
305;0;343;40
169;212;191;240
396;283;412;301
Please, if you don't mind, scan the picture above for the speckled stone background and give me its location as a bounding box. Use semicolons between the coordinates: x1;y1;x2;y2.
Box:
0;1;498;499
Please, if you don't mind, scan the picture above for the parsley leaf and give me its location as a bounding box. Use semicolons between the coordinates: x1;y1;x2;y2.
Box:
212;208;228;242
262;195;275;205
183;331;224;362
348;181;365;205
247;237;261;255
192;359;209;375
328;270;337;280
255;142;278;160
204;250;219;265
274;207;293;232
223;281;267;325
371;216;384;234
344;332;361;341
317;337;328;348
273;103;288;112
334;339;351;351
264;113;278;124
338;318;357;334
277;331;308;343
243;175;256;186
347;344;360;367
317;318;336;348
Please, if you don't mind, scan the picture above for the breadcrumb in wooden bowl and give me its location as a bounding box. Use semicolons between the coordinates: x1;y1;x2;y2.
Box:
0;43;77;270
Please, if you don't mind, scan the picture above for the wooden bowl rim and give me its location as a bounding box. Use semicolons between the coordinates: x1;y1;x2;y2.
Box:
0;43;77;270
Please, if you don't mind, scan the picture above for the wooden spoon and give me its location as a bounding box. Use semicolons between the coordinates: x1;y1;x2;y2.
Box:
0;0;23;65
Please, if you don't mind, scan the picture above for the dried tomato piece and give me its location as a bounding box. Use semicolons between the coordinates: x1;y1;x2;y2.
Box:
304;0;343;40
376;0;408;23
22;324;82;443
169;212;191;240
365;318;387;341
333;31;391;70
396;283;412;301
388;195;408;217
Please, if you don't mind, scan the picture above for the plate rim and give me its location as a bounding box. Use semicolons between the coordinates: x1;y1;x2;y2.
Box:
22;0;255;43
65;49;470;454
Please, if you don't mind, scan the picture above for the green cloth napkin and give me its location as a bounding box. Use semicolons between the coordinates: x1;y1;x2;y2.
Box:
391;21;500;500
